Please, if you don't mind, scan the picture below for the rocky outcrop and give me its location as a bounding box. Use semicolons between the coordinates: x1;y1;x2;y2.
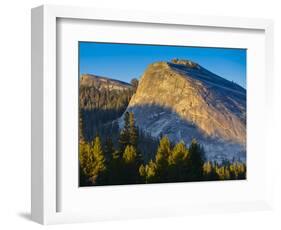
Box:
124;60;246;162
80;74;131;91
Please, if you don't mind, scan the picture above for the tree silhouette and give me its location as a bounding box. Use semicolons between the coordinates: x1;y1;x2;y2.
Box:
129;112;138;148
119;112;130;152
187;139;205;180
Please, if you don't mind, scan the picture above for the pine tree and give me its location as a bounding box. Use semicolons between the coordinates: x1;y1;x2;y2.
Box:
139;164;146;182
203;161;218;180
229;162;246;180
104;137;114;161
119;112;130;152
187;139;205;180
128;112;143;165
89;136;107;184
129;112;138;148
169;141;189;165
145;160;157;183
155;136;171;181
79;141;91;175
79;141;92;184
124;111;130;129
123;145;137;163
168;141;189;181
215;165;230;180
122;145;139;183
203;161;212;175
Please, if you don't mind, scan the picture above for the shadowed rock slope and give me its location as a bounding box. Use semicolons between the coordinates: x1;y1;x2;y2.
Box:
124;59;246;162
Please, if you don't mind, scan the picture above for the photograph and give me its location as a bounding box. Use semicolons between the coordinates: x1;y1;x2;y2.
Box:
78;42;247;186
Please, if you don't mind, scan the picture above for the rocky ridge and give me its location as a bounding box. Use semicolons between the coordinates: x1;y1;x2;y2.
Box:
123;59;246;162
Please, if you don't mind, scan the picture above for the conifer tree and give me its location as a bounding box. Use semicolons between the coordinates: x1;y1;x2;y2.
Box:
229;162;246;179
119;112;130;152
187;139;204;180
122;145;139;183
79;141;91;176
89;136;106;184
128;112;144;165
145;160;158;183
123;145;137;163
119;129;128;152
203;161;212;175
129;112;138;148
104;137;114;161
155;136;171;181
169;141;189;165
79;140;92;186
139;164;146;182
168;141;189;181
203;161;218;180
124;111;130;130
215;165;230;180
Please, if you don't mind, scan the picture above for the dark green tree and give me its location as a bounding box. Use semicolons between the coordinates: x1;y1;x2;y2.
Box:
104;137;114;161
119;112;130;152
129;112;138;148
187;139;205;180
107;149;123;185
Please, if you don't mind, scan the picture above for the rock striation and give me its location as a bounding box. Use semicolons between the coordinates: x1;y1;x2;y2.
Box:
124;59;246;162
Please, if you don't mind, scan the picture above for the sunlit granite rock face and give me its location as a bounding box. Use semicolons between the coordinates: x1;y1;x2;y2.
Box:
124;60;246;162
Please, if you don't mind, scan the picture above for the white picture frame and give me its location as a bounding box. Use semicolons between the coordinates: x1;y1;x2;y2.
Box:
31;4;274;225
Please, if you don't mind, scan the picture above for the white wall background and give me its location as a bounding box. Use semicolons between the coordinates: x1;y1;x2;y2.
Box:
0;0;280;229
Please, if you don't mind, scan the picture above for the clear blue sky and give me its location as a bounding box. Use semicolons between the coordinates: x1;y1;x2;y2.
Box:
79;42;246;88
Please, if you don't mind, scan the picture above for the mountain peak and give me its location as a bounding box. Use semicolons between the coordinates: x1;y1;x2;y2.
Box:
170;58;199;68
80;74;132;91
124;59;246;161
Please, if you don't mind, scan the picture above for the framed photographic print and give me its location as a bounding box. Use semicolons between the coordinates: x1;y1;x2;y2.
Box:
31;5;274;224
78;42;247;187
